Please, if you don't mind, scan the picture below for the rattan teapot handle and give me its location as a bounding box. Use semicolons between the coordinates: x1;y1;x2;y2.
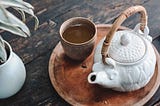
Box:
101;5;147;64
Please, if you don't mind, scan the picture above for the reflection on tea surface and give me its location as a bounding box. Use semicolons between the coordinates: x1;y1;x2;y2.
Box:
62;24;94;43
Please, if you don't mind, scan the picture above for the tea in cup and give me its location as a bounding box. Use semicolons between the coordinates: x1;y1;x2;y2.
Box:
60;17;97;61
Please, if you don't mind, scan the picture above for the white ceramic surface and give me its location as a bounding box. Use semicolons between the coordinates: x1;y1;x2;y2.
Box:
0;41;26;99
88;24;156;92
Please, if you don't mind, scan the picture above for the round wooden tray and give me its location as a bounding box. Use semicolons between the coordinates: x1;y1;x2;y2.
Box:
49;24;160;106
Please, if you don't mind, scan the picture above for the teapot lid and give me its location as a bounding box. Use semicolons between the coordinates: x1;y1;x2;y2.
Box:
108;31;146;63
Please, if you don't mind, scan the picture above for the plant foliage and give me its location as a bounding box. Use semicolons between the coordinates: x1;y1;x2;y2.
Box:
0;0;39;63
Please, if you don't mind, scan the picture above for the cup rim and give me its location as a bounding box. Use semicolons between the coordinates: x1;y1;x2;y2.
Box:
60;17;97;45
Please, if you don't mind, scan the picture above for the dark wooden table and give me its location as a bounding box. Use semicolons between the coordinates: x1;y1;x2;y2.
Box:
0;0;160;106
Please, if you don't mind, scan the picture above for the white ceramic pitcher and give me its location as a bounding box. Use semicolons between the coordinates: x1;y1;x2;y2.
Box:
0;40;26;98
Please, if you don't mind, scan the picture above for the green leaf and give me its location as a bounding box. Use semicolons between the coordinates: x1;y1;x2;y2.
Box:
14;7;39;30
0;0;39;30
33;15;39;30
0;22;29;37
0;36;7;63
15;9;26;22
0;6;30;37
0;0;33;9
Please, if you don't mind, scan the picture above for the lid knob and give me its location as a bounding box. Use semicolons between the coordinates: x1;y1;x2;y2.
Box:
120;34;131;46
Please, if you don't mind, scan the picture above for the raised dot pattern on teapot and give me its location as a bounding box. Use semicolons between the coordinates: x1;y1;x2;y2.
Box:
108;31;146;63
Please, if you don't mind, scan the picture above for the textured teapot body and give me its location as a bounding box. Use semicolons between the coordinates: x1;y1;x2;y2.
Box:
88;24;156;92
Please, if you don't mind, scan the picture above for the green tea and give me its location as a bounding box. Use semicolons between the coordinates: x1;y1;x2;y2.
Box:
62;25;94;43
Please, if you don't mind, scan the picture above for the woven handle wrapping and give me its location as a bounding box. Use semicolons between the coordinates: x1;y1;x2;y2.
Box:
101;5;148;64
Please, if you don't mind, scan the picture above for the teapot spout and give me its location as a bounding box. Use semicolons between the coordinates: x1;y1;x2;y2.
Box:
88;71;120;89
88;72;97;84
88;71;107;84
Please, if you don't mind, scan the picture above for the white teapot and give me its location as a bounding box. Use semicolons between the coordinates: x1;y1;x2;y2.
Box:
88;6;156;92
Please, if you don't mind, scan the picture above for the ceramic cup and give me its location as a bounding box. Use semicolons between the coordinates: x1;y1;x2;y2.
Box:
60;17;97;61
